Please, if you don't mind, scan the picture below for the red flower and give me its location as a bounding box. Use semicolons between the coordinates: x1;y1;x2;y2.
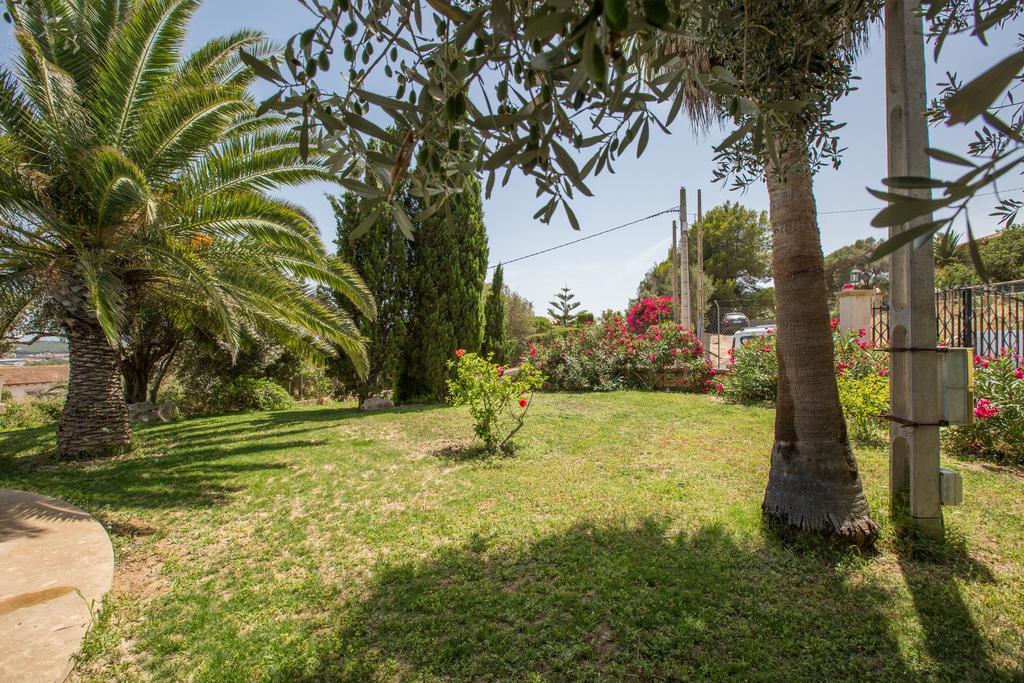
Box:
761;345;772;353
1016;366;1024;381
497;365;504;377
518;398;528;408
842;283;855;291
715;383;724;393
974;354;989;369
857;327;867;338
974;398;999;419
529;347;537;358
830;318;840;330
455;348;466;358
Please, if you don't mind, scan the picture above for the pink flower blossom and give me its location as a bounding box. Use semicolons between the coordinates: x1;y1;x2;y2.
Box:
497;366;504;377
455;348;466;358
529;346;537;358
974;354;989;369
842;283;855;291
974;398;999;419
1015;366;1024;380
857;327;867;338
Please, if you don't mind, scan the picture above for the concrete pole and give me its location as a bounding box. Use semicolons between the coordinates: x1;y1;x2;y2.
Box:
672;220;681;323
885;0;943;536
678;188;692;330
695;189;705;345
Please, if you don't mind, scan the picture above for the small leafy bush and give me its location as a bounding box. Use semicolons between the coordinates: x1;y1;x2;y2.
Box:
447;351;545;453
0;395;64;431
530;317;713;392
216;377;294;412
944;353;1024;464
721;332;778;404
837;373;889;446
160;376;293;415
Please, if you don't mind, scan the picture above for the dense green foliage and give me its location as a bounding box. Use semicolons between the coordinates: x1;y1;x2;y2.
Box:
160;375;293;415
397;176;488;402
837;373;890;446
446;350;544;453
0;395;64;431
823;237;889;292
936;225;1024;287
481;263;508;364
330;189;413;400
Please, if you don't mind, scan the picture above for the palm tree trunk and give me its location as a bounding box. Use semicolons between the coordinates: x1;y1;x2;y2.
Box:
762;140;879;547
58;316;131;458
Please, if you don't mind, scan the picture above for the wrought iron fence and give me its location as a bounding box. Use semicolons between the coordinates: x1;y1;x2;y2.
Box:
871;280;1024;357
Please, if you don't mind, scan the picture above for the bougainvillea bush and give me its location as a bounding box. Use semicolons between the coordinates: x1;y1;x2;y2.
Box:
944;352;1024;465
626;296;674;333
447;350;545;453
527;316;714;392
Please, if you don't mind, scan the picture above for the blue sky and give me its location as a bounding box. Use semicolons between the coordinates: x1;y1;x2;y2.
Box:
2;3;1021;314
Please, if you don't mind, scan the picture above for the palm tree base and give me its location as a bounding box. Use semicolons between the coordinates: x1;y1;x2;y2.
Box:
762;439;880;547
57;319;132;459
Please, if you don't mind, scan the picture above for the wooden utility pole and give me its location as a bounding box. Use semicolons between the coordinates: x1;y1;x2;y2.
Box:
695;189;705;342
671;221;681;323
678;188;692;330
885;0;943;536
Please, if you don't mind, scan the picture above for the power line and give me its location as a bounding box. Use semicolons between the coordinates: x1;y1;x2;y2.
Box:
489;206;678;269
491;185;1024;269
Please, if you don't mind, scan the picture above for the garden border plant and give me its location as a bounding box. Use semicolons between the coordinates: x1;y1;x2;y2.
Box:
447;350;545;454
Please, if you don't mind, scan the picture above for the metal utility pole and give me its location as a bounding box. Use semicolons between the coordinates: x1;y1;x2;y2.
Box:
885;0;943;536
671;221;681;323
678;188;692;330
695;189;705;344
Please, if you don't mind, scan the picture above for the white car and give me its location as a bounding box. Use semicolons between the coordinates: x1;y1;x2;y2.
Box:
732;325;777;349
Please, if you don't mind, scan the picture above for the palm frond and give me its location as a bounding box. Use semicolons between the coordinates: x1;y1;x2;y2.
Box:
177;30;269;86
129;84;249;180
92;0;198;146
80;145;156;226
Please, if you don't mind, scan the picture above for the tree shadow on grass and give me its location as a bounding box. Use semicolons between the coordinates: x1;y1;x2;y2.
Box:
895;528;1008;681
280;518;1003;682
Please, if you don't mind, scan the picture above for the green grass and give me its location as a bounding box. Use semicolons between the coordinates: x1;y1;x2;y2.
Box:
2;392;1022;681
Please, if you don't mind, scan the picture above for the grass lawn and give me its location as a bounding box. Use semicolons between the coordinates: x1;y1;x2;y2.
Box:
1;392;1022;681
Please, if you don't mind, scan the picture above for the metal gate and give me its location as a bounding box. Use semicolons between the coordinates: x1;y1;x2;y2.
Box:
871;280;1024;356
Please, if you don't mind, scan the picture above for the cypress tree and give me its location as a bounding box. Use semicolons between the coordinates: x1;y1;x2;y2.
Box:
481;263;507;364
397;176;489;401
330;188;413;402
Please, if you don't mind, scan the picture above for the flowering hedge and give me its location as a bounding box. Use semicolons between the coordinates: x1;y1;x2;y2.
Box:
722;321;888;406
526;316;715;392
626;296;673;333
945;352;1024;464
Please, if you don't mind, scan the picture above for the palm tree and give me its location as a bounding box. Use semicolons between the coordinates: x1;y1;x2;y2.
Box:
643;1;880;544
0;0;374;458
934;227;967;269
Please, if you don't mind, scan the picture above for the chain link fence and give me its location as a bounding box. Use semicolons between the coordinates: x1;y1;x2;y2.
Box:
703;299;777;369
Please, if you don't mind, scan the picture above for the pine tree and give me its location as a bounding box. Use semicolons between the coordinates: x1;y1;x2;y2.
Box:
397;176;489;401
481;263;508;364
547;286;581;326
330;188;413;402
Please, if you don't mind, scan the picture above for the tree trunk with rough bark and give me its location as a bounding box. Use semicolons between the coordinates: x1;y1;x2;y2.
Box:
58;316;132;458
762;141;879;547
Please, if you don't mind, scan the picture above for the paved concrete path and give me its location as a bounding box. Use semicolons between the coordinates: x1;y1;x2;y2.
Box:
0;489;114;682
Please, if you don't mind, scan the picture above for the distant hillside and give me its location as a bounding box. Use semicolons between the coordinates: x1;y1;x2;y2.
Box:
13;338;69;355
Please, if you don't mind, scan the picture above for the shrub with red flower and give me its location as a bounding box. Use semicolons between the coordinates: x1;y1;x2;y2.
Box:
526;316;712;392
945;351;1024;464
626;296;673;333
447;351;545;453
